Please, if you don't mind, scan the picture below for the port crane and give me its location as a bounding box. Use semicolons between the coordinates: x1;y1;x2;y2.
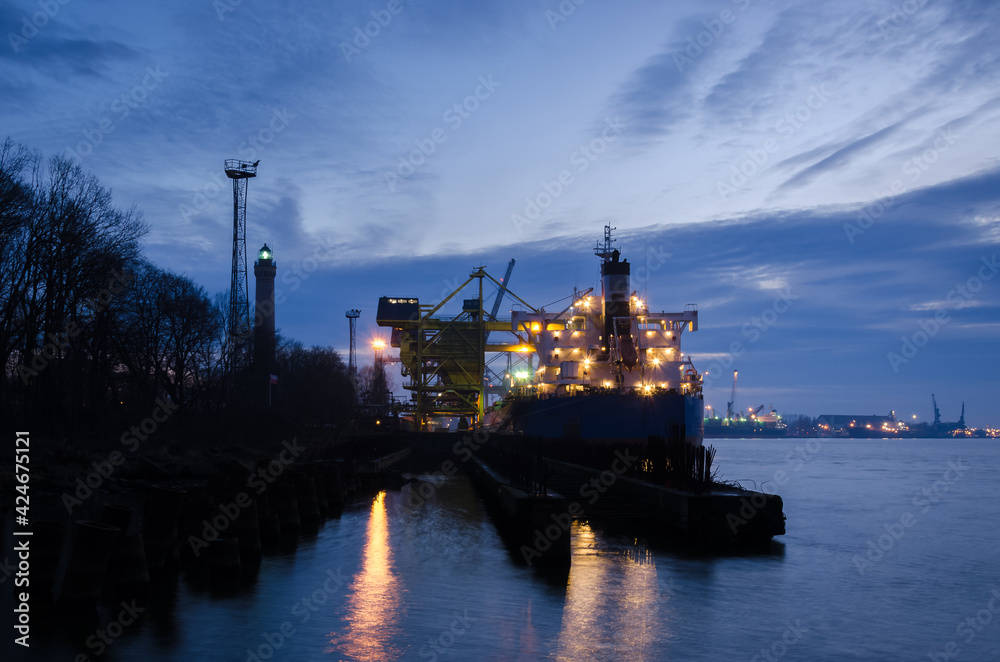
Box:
726;369;738;420
931;394;966;433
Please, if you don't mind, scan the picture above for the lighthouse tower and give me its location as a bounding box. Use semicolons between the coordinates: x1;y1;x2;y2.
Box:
253;244;276;402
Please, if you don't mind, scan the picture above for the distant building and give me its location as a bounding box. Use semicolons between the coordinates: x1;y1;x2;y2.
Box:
816;412;899;436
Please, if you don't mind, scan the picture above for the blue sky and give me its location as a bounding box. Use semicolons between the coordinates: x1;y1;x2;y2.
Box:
3;0;998;425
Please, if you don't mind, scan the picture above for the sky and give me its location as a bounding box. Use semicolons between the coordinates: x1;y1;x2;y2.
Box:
3;0;999;426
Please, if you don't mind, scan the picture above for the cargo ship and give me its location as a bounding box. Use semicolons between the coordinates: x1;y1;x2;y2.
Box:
483;226;704;445
703;410;788;438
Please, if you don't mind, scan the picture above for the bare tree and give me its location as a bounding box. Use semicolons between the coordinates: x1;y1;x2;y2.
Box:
273;340;353;428
112;262;222;414
2;142;146;432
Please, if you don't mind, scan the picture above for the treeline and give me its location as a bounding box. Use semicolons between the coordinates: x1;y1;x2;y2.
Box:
0;139;353;443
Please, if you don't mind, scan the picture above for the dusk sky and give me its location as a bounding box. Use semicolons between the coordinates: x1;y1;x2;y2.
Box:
3;0;998;426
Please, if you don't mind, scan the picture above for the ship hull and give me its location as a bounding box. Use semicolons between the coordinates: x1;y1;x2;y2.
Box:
485;393;704;446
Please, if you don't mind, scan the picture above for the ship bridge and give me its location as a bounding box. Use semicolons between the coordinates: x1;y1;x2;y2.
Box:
510;296;701;398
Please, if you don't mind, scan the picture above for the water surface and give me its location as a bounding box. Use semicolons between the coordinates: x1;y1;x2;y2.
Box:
9;438;1000;661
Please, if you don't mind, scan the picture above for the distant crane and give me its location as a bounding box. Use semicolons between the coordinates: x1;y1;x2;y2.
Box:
932;394;967;433
726;369;738;420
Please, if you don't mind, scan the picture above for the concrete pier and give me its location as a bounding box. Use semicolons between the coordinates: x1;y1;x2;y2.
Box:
469;457;571;567
542;457;785;545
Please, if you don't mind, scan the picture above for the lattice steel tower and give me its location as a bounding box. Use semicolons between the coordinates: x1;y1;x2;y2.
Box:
345;309;361;378
225;159;258;391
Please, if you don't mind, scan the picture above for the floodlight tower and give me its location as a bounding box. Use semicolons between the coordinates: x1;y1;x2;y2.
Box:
346;309;361;378
224;159;258;393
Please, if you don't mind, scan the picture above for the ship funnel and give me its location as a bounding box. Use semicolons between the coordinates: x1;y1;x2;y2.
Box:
601;249;630;357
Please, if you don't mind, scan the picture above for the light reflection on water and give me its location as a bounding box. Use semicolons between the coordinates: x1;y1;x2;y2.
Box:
8;439;1000;661
329;491;403;661
555;522;669;661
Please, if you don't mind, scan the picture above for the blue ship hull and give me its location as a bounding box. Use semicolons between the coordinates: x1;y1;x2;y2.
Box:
485;393;704;446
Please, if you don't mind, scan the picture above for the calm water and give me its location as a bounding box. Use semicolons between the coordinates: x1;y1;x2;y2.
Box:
9;438;1000;661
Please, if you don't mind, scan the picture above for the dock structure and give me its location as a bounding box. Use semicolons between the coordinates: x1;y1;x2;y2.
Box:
375;266;537;430
540;456;785;545
462;433;785;554
468;456;572;567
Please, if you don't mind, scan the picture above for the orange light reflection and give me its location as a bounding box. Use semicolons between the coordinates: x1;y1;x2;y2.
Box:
329;491;403;661
554;521;667;659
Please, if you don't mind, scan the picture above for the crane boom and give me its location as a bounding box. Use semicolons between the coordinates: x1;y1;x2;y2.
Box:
489;259;516;321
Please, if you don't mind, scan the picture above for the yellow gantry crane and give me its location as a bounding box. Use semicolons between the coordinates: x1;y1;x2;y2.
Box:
375;265;537;430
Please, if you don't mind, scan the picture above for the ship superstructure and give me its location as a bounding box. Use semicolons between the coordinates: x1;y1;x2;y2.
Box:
487;225;705;444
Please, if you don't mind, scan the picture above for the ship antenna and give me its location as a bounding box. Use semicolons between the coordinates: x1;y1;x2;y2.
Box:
594;223;617;262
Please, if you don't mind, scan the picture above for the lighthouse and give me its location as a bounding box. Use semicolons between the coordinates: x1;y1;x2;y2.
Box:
253;244;276;402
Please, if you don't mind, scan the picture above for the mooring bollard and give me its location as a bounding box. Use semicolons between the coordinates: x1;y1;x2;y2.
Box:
57;520;120;609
